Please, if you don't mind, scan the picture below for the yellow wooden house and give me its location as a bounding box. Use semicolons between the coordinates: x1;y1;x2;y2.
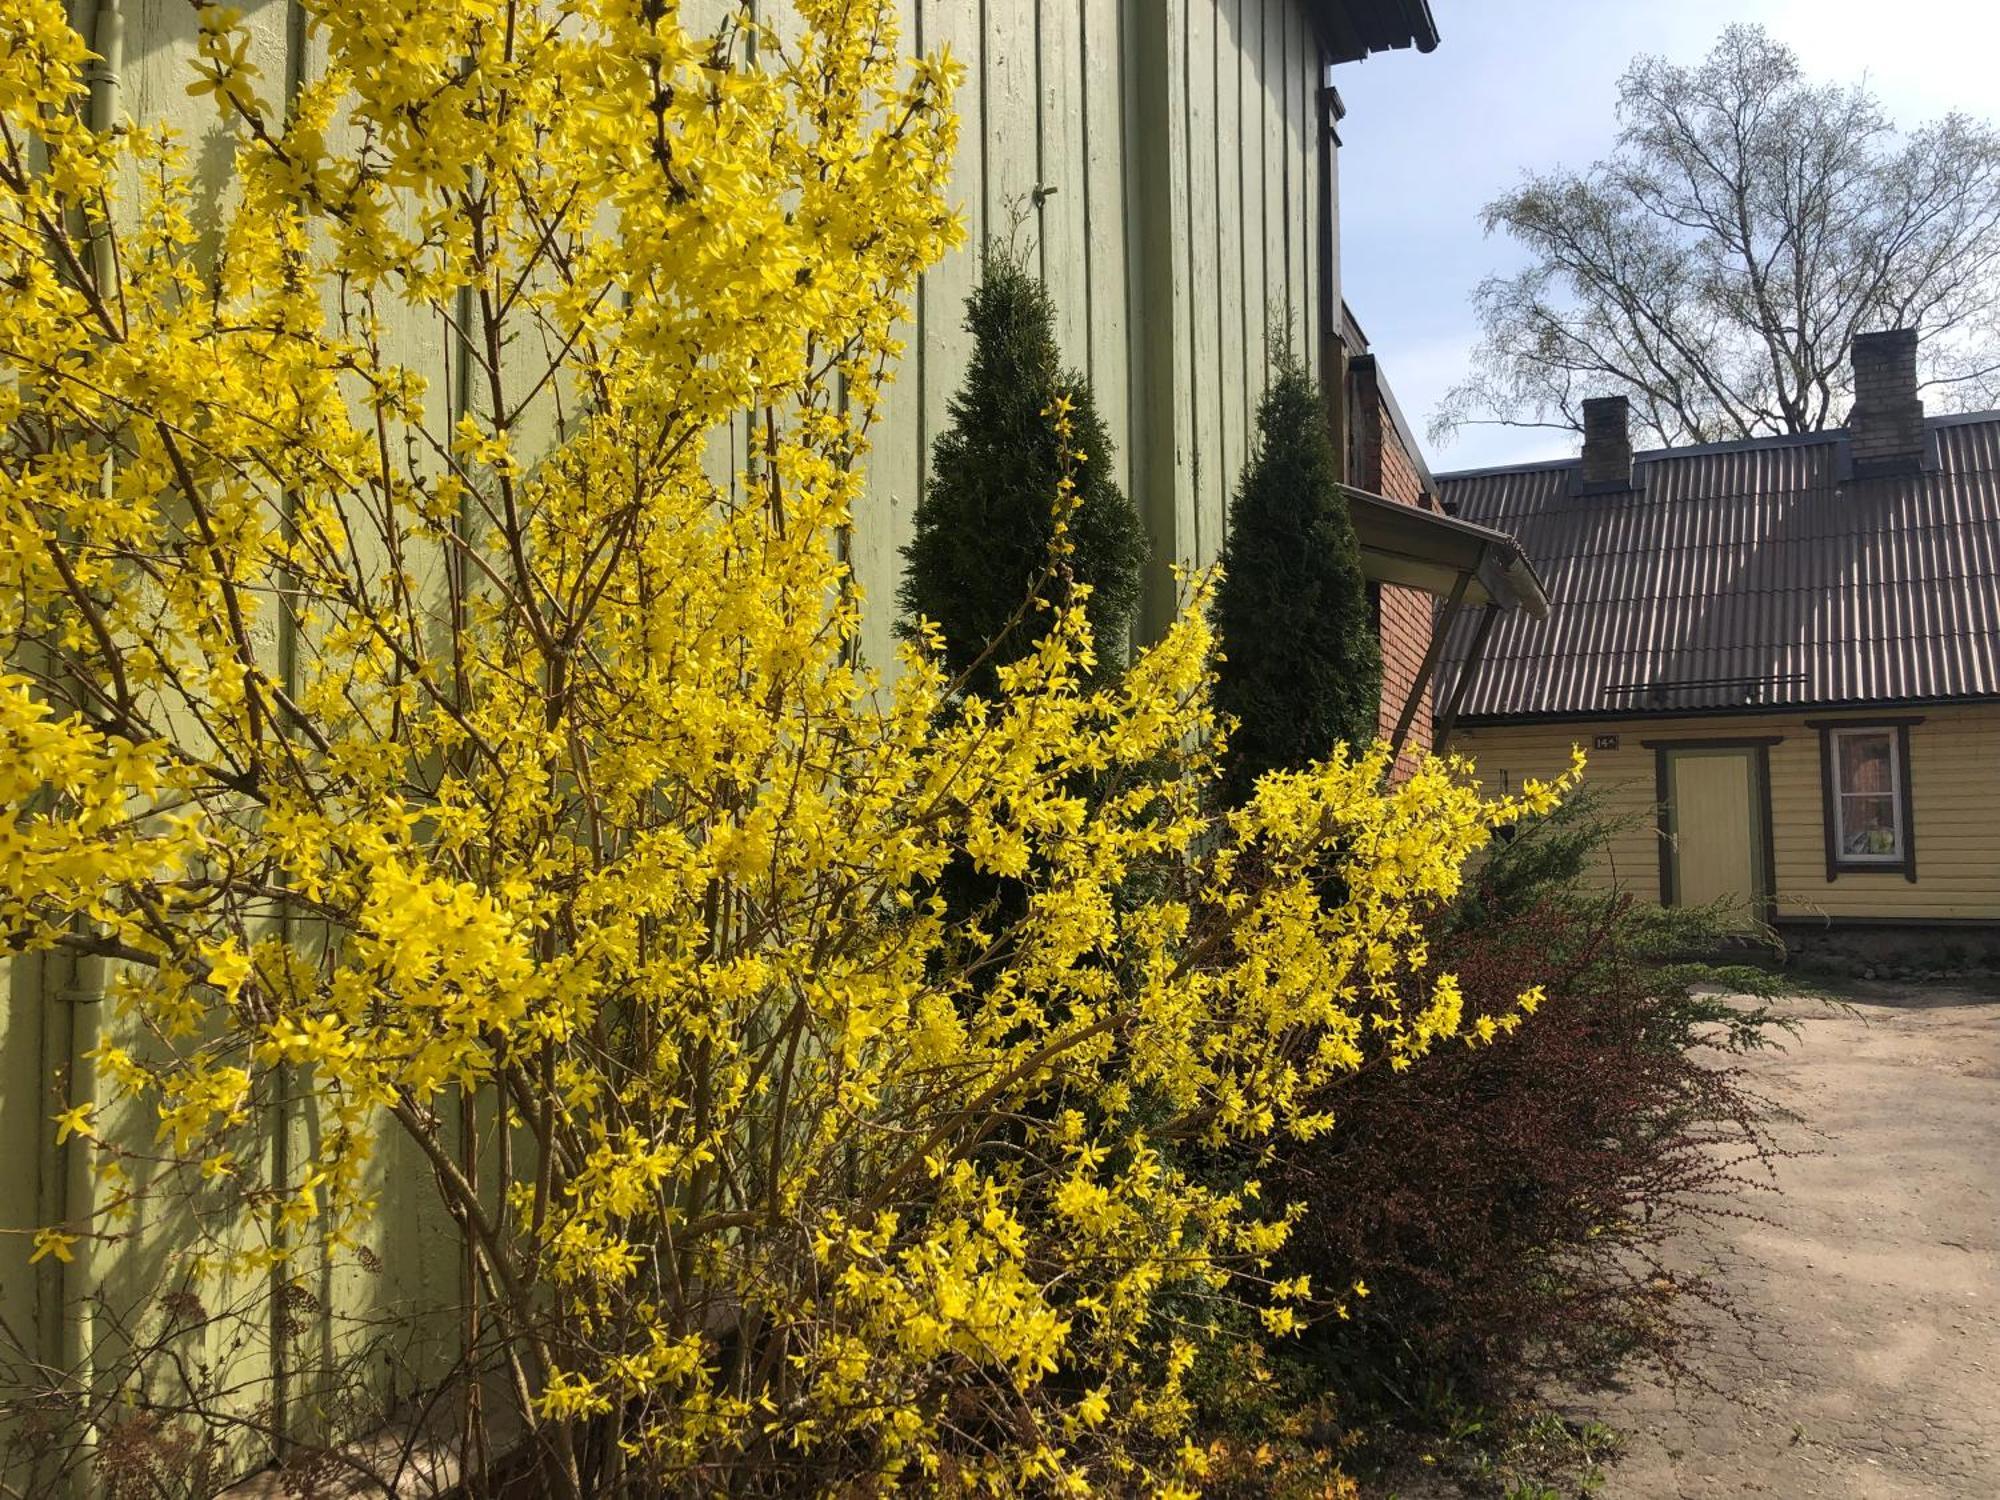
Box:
1437;330;2000;951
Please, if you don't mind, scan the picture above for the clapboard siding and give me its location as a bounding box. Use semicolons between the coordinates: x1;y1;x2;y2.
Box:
1456;705;2000;922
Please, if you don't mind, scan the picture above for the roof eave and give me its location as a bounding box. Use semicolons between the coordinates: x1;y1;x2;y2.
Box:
1314;0;1441;64
1342;486;1549;619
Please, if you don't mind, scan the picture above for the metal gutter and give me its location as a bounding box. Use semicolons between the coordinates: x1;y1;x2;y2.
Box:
1340;484;1549;769
1452;693;2000;731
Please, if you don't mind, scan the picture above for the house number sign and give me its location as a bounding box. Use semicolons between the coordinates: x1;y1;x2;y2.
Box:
1593;734;1620;751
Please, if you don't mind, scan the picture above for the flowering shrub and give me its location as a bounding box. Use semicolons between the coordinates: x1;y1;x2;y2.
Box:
0;1;1565;1492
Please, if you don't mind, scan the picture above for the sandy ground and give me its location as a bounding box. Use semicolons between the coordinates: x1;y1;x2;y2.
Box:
1555;982;2000;1498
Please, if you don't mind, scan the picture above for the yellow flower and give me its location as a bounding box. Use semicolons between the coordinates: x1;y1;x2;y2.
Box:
0;0;1581;1480
30;1228;78;1265
51;1101;95;1144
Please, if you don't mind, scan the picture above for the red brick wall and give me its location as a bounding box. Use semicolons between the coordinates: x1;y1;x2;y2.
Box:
1377;583;1433;750
1372;429;1434;753
1347;360;1436;762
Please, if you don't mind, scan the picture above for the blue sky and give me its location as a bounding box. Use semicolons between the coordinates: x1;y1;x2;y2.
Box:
1334;0;2000;474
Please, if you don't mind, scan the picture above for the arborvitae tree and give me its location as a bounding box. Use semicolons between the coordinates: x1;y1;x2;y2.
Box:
900;252;1146;695
1214;362;1382;804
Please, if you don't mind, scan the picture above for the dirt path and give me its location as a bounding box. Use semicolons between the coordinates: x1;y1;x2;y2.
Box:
1565;983;2000;1498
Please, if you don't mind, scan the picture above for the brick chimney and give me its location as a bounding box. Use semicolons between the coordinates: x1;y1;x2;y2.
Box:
1848;328;1926;476
1577;395;1633;491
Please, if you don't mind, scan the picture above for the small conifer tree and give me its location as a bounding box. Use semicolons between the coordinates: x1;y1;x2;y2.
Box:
900;252;1146;694
1214;361;1382;803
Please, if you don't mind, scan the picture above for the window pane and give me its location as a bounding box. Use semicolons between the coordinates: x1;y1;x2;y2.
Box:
1837;732;1893;795
1840;794;1899;856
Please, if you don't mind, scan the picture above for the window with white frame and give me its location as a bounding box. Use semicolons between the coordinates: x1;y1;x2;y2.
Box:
1830;727;1904;861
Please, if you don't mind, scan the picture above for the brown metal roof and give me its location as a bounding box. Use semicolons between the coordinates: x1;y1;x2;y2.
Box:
1434;414;2000;721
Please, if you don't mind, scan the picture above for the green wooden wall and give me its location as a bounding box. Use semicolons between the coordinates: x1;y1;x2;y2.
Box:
847;0;1334;662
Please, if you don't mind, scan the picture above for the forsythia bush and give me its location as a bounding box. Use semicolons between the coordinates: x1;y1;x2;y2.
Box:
0;1;1566;1493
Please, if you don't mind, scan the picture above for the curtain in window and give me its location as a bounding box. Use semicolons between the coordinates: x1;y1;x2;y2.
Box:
1837;732;1898;856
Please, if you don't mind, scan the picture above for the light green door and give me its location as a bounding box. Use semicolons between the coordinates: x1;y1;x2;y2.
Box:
1667;748;1765;923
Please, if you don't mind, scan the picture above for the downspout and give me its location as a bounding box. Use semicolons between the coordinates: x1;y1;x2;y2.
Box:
59;0;124;1452
1315;76;1344;463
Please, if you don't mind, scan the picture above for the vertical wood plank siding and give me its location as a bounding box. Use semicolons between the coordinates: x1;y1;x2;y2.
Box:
1215;0;1245;530
8;1;1334;1479
846;0;1331;654
1186;0;1219;564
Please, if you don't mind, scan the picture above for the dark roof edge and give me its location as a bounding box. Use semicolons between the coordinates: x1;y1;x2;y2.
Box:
1435;408;2000;485
1340;298;1370;351
1434;453;1580;483
1315;0;1440;63
1454;692;2000;730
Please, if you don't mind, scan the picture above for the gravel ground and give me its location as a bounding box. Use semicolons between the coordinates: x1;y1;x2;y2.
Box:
1551;982;2000;1498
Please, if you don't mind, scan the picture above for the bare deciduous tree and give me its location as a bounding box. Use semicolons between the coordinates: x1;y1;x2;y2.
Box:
1435;25;2000;449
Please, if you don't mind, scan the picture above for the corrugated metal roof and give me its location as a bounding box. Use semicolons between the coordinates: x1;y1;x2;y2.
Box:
1435;414;2000;721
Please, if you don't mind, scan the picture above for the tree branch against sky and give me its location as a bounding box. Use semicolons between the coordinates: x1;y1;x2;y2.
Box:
1434;24;2000;449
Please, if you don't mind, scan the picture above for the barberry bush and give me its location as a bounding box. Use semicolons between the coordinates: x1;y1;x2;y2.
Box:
0;1;1567;1494
1263;794;1795;1428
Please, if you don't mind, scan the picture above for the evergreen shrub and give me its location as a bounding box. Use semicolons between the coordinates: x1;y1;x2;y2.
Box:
899;251;1146;694
1212;362;1381;804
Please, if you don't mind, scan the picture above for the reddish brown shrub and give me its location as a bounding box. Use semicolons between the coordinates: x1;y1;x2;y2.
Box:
1267;798;1798;1415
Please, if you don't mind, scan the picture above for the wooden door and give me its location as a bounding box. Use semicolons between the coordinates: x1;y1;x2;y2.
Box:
1667;748;1766;922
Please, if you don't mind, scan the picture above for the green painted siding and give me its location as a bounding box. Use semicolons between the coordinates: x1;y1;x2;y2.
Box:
844;0;1332;668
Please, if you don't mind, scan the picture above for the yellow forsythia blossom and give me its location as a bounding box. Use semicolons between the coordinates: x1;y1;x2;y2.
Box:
0;0;1570;1492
